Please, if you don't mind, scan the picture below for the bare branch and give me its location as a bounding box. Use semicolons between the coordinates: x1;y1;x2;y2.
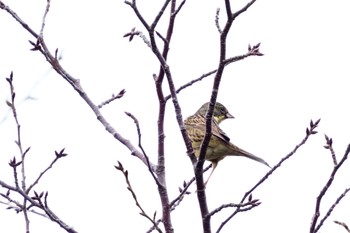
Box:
311;144;350;232
0;180;77;233
216;119;321;233
39;0;51;37
208;199;260;218
123;28;151;47
98;89;126;109
127;1;194;232
195;2;260;232
224;0;232;18
324;134;337;165
26;150;66;194
0;2;38;38
115;161;162;233
231;0;256;20
164;70;217;102
156;31;168;46
5;72;31;230
0;197;48;218
316;188;350;232
125;1;151;31
0;3;152;168
163;44;264;103
173;0;186;17
125;112;158;181
215;8;222;34
334;221;350;233
146;165;212;233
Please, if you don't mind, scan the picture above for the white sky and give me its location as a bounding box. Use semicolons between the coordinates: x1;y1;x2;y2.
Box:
1;0;350;232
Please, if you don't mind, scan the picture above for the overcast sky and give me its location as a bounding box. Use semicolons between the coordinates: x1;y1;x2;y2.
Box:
1;0;350;232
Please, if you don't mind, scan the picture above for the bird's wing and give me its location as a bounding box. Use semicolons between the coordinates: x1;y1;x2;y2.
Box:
185;115;230;143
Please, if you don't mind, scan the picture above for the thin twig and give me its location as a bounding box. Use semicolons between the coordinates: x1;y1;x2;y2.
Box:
164;70;217;102
0;197;48;218
98;89;126;109
125;112;159;183
324;134;337;165
215;8;222;34
0;2;152;167
164;45;263;103
123;28;151;47
0;180;77;232
5;72;31;231
26;155;62;194
334;221;350;233
216;119;321;233
115;161;162;233
39;0;50;37
311;144;350;233
173;0;186;17
209;199;260;217
315;188;350;232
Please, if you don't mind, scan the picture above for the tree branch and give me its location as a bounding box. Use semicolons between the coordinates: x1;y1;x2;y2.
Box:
310;144;350;233
216;119;321;233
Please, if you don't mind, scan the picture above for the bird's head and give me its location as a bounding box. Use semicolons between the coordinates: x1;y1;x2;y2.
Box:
196;102;234;124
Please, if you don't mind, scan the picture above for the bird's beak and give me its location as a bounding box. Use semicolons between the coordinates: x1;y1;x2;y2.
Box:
226;112;234;119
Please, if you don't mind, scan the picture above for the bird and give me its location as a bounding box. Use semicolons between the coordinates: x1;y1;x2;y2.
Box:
184;102;270;185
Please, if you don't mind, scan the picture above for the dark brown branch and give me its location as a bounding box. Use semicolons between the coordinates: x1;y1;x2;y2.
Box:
150;0;172;30
224;0;232;18
231;0;256;20
310;144;350;233
316;188;350;232
155;31;168;46
334;221;350;233
26;150;66;194
9;156;20;189
126;1;184;232
124;1;151;31
146;165;211;233
196;2;261;233
173;0;186;17
324;134;337;165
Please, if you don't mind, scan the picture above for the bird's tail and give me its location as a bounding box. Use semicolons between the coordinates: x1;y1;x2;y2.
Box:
230;144;270;168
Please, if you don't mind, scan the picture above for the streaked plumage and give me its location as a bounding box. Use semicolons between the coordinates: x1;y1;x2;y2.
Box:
185;102;270;185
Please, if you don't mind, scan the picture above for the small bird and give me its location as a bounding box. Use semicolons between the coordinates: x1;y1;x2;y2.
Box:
184;102;270;185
